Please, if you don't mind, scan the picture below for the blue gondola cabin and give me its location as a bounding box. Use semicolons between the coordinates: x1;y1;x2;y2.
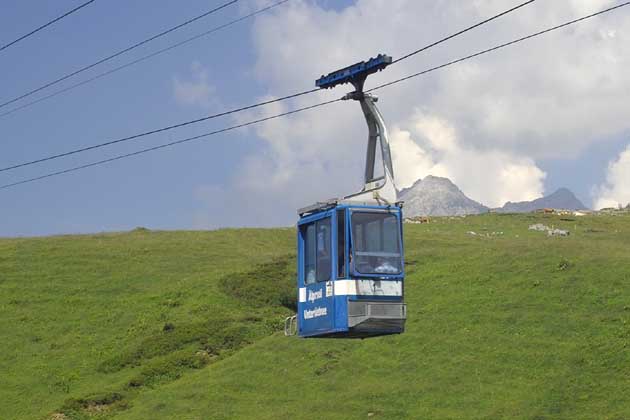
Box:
296;200;406;338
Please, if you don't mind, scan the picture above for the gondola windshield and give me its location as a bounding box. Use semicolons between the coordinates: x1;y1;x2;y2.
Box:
351;211;402;275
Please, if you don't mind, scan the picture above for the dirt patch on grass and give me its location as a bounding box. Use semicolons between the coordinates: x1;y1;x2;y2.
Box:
59;392;128;418
314;350;341;376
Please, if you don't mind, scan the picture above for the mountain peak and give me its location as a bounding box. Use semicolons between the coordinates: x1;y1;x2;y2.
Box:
422;175;455;185
497;188;587;213
399;176;487;217
550;187;573;197
399;177;423;195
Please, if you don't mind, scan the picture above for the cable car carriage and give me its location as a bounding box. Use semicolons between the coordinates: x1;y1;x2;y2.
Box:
286;54;407;338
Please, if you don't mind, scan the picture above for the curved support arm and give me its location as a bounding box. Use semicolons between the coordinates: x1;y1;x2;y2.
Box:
344;94;398;204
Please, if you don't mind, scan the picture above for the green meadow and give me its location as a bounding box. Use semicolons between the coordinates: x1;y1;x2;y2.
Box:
1;213;629;419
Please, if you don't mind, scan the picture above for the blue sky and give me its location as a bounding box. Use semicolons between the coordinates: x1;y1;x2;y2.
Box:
1;0;280;236
1;0;629;237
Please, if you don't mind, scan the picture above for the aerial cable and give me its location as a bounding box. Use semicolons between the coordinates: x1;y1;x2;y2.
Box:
391;0;535;65
0;0;290;120
368;1;630;93
1;1;626;191
0;99;342;190
0;88;319;173
0;0;98;53
0;0;238;110
0;0;535;173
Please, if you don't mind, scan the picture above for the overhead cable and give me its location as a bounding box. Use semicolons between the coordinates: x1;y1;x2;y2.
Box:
0;0;533;173
0;0;97;53
0;0;290;120
2;1;627;191
0;99;342;190
0;88;319;173
0;0;238;110
370;1;630;93
391;0;536;65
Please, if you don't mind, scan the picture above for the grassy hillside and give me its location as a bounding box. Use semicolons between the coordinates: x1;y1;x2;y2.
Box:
0;228;295;419
1;213;630;419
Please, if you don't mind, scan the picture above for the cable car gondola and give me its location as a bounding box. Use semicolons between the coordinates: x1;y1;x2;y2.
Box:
286;54;406;338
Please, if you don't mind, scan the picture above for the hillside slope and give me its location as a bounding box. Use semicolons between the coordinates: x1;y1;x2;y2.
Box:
2;214;630;419
0;228;295;419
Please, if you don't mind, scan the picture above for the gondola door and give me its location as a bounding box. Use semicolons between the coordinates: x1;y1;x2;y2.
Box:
298;212;335;336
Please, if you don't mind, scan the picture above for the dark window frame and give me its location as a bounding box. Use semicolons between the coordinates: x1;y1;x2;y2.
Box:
303;223;316;285
337;209;346;278
302;216;332;285
316;218;331;283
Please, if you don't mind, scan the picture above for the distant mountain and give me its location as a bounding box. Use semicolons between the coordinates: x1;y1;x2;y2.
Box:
496;188;587;213
398;175;488;217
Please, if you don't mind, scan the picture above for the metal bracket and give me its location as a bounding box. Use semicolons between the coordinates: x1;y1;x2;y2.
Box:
314;53;398;205
284;315;297;336
343;93;397;204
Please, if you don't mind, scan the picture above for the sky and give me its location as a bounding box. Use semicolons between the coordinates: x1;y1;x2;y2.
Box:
0;0;629;237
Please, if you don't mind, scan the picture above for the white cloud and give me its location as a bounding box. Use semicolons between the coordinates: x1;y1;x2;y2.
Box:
173;61;217;108
196;0;630;225
593;144;630;210
389;127;443;188
392;111;545;207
